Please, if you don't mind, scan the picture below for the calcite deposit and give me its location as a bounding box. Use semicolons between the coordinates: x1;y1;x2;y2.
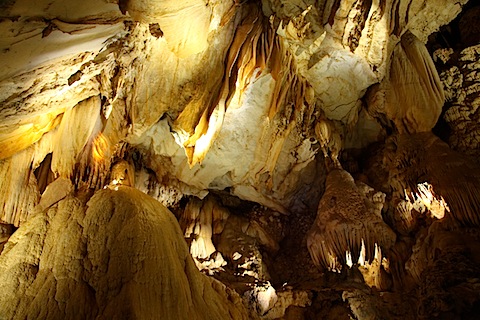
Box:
1;0;479;318
0;187;250;319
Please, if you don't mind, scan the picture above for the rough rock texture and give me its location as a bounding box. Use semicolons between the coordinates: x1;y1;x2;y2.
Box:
263;0;466;122
0;0;468;225
0;223;13;254
1;0;480;318
429;3;480;163
436;44;480;161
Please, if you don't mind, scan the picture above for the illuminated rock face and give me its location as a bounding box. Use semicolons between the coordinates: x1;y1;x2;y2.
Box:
0;0;480;318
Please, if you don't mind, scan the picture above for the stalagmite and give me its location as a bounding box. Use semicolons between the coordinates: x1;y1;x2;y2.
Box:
307;113;394;274
0;186;250;319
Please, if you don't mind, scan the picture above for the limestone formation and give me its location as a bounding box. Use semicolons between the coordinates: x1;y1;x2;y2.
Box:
307;168;396;272
180;196;229;273
367;31;445;133
437;44;480;161
387;132;480;227
0;187;250;319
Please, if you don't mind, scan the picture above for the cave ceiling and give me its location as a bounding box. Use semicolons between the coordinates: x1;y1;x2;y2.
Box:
1;0;480;319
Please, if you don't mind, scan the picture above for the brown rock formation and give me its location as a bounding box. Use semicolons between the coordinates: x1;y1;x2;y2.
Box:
0;187;249;319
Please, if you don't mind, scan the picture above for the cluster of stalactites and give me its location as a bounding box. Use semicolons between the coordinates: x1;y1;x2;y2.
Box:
388;133;480;228
307;169;396;275
174;2;315;167
179;195;280;278
0;14;135;226
0;95;123;226
180;196;230;274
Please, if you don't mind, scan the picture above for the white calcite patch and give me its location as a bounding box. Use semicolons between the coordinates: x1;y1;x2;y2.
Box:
305;44;377;122
133;70;317;212
0;20;125;81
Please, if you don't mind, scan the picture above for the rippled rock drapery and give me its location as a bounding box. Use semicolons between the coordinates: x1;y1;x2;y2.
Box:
1;0;479;318
367;31;445;133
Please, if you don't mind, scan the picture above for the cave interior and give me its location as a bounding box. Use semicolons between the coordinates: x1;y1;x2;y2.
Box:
1;0;480;319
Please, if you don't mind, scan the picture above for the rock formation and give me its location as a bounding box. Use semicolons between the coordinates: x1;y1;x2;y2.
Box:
0;186;249;319
1;0;480;318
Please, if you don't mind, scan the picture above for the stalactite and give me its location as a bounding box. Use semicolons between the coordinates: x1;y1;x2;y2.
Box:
175;2;315;167
367;31;445;133
0;131;56;225
180;196;229;273
51;96;102;179
388;132;480;227
307;168;396;272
